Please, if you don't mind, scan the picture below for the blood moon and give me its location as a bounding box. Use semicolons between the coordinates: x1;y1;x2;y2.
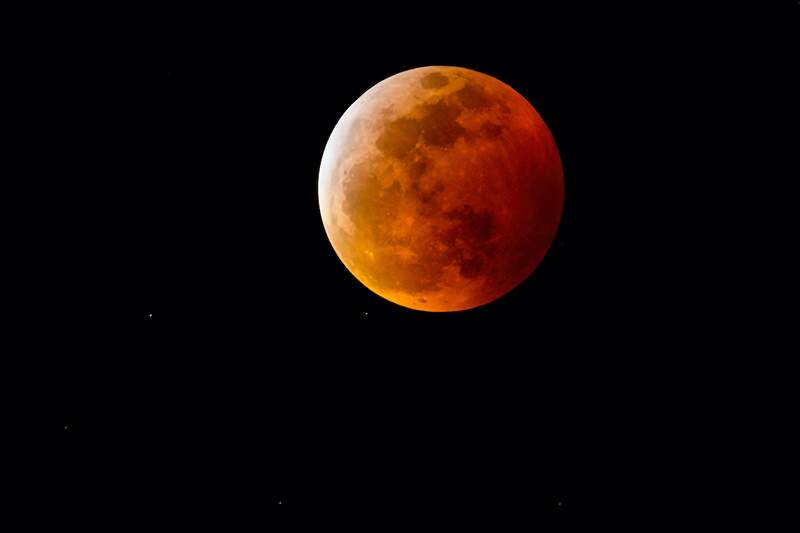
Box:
319;66;563;312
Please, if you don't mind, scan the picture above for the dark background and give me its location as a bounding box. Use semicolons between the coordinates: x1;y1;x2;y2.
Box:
46;4;794;530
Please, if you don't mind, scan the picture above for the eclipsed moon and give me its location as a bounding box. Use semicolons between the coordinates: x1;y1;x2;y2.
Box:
319;66;564;312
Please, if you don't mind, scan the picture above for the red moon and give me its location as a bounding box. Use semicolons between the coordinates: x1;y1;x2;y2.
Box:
319;66;564;312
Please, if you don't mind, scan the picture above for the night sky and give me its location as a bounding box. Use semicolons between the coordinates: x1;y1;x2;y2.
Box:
50;4;793;530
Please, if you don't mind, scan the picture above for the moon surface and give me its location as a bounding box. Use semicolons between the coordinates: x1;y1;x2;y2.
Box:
319;66;564;312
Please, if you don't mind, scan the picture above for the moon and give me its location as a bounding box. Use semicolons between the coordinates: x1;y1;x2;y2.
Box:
319;66;564;312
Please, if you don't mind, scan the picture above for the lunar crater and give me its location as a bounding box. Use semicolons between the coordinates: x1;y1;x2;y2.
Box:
421;72;450;89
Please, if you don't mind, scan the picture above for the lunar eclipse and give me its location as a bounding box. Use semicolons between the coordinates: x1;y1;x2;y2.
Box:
319;66;564;312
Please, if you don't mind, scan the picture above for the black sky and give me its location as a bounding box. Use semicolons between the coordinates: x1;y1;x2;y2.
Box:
47;4;795;530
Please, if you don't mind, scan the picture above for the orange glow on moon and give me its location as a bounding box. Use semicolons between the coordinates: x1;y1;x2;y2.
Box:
319;66;564;312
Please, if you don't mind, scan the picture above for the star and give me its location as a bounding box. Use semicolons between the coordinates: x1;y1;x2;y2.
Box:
145;313;153;319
